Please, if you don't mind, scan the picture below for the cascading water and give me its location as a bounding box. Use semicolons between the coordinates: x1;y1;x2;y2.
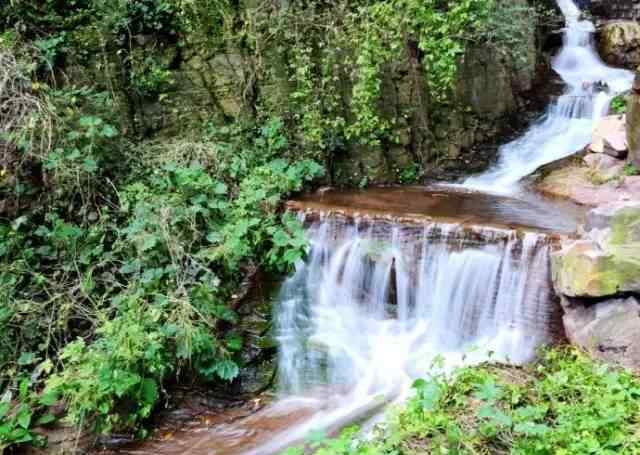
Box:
101;3;620;454
256;213;562;454
462;0;634;193
278;216;559;397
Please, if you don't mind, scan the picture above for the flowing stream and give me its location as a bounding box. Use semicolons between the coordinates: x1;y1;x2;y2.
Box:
255;1;619;451
100;1;628;454
462;0;633;193
267;214;562;453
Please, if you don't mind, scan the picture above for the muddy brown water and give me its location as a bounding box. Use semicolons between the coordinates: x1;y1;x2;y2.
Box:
288;185;583;235
93;186;582;455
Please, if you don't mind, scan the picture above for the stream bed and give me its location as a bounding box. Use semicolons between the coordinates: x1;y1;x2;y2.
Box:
95;186;581;455
93;0;634;453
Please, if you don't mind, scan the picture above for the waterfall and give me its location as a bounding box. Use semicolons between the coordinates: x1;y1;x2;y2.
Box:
266;214;561;453
462;0;634;193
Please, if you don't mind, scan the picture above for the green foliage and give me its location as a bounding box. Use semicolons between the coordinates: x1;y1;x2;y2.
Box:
282;0;515;154
45;296;170;433
397;164;420;184
611;95;628;115
0;363;58;451
624;163;640;176
284;348;640;455
1;110;321;441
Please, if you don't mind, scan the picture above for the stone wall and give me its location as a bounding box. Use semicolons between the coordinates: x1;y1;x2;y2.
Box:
552;202;640;371
61;0;546;188
591;0;640;21
82;1;541;187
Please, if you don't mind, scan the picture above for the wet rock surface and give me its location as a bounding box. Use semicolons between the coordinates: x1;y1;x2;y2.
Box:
627;72;640;167
551;200;640;370
597;21;640;69
288;186;581;234
552;202;640;298
563;296;640;371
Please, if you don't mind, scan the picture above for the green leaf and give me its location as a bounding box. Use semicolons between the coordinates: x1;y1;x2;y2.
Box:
140;378;159;405
474;378;501;402
101;125;117;138
0;402;10;420
478;404;512;427
39;391;58;407
272;230;290;247
82;158;98;173
419;380;443;412
215;360;239;382
17;407;32;430
35;414;56;426
18;379;29;401
17;352;36;366
225;333;243;352
514;421;551;436
212;304;237;322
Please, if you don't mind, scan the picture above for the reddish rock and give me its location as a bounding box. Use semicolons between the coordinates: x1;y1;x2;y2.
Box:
603;137;629;159
590;115;628;156
583;152;625;180
538;164;640;206
627;72;640;168
563;297;640;372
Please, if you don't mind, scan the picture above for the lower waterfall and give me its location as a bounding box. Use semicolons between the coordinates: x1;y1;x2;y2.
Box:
278;216;559;396
258;213;563;453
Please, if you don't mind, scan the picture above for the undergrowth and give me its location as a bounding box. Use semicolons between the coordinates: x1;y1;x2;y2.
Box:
0;0;545;451
283;348;640;455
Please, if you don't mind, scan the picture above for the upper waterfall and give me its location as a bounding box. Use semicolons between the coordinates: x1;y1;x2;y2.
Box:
461;0;633;193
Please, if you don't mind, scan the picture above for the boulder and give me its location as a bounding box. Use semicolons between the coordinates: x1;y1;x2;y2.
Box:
552;240;619;298
586;200;640;230
552;202;640;298
537;164;640;206
563;297;640;371
603;137;629;159
627;72;640;168
597;21;640;69
583;152;625;180
590;114;628;157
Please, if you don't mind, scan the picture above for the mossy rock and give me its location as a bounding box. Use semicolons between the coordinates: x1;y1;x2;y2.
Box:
552;204;640;298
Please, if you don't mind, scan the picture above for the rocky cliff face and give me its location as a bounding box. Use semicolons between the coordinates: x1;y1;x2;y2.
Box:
66;0;542;187
590;0;640;21
552;202;640;371
627;72;640;166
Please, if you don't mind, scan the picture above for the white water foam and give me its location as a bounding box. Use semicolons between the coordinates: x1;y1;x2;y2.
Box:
462;0;633;194
248;2;600;452
257;216;559;454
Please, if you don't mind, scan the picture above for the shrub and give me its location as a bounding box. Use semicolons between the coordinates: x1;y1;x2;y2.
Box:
286;348;640;455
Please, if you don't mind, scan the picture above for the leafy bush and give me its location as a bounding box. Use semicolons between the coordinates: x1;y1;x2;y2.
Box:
285;348;640;455
0;0;539;448
1;110;322;438
611;95;628;115
0;378;55;451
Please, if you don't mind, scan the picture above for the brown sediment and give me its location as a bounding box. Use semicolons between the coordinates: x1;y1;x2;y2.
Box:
93;186;580;455
93;395;322;455
287;185;583;237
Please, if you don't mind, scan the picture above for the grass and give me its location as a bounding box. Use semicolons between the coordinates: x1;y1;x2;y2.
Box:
282;347;640;455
